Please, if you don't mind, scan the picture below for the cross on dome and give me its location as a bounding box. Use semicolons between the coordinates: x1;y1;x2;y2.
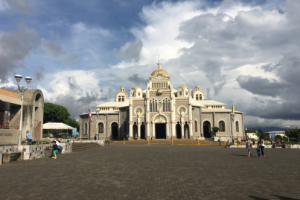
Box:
157;55;162;69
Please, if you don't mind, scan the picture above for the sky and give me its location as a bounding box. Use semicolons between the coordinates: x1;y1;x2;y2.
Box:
0;0;299;129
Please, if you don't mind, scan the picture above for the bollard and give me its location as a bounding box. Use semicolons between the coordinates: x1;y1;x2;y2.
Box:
123;138;125;144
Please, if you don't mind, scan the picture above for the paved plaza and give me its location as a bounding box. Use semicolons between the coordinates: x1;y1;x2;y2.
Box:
0;144;300;200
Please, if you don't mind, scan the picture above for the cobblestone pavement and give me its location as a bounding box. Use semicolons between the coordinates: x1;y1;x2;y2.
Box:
1;144;300;200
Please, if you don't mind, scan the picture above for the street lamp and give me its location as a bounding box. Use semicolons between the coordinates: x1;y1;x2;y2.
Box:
14;75;32;146
95;109;100;117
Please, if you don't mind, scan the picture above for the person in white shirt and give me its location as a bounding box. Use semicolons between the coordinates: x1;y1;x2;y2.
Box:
55;138;63;154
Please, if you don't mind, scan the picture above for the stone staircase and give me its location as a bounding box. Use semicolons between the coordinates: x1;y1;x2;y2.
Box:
72;143;102;152
112;139;224;146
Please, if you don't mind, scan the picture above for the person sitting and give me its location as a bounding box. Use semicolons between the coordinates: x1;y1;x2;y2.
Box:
225;140;231;148
26;130;32;143
278;141;281;145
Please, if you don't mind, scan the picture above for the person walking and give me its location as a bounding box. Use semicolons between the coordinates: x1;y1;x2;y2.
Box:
260;137;265;158
94;134;97;140
127;134;129;140
218;138;221;146
256;142;261;158
97;134;100;140
246;137;252;157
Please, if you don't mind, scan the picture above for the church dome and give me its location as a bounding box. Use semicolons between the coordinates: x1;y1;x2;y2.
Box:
179;85;187;90
120;86;124;90
151;68;169;76
133;86;142;90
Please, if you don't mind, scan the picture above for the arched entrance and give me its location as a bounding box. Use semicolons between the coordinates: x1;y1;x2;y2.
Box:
111;122;118;140
184;123;189;139
203;121;211;138
176;123;181;139
153;115;167;139
156;123;166;139
141;123;145;139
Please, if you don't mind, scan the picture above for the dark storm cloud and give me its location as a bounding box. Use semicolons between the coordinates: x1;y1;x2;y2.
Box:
128;74;147;86
54;92;108;119
33;66;44;81
39;39;78;65
116;40;143;61
0;20;38;83
236;76;285;97
236;52;300;120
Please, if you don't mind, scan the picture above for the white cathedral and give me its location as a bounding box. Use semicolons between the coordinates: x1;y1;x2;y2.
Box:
79;62;244;141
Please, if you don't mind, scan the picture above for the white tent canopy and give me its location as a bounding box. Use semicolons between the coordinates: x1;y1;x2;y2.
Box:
43;122;74;130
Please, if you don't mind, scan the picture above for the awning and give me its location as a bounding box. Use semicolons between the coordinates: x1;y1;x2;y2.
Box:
43;122;74;130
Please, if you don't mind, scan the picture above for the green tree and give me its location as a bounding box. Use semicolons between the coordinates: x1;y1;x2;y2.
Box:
212;126;219;133
256;130;267;140
246;128;256;133
285;128;300;142
44;102;70;123
64;118;79;130
44;102;79;130
275;135;282;142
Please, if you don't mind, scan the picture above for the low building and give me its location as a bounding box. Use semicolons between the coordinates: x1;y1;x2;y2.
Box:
0;88;44;144
79;63;245;141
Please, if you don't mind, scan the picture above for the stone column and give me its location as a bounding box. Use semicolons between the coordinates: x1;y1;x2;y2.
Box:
146;97;150;139
152;122;155;138
172;122;176;138
181;123;184;139
129;96;133;140
166;122;169;138
189;120;193;139
138;123;141;139
171;97;176;138
188;96;193;139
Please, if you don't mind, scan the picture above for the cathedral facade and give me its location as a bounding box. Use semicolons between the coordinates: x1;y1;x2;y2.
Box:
79;63;244;141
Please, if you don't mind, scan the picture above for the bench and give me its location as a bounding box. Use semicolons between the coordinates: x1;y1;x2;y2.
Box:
2;152;23;164
273;144;285;148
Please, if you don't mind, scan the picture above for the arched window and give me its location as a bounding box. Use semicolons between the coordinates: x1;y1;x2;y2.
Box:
85;123;87;134
186;91;188;95
150;100;152;112
196;94;198;100
195;121;198;132
179;92;182;96
236;121;239;132
219;121;225;132
122;96;124;102
200;94;202;100
167;99;171;111
154;100;157;112
163;100;166;112
118;96;121;102
98;122;104;133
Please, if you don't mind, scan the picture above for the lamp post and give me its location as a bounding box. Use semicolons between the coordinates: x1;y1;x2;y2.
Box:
285;126;290;142
14;75;32;147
